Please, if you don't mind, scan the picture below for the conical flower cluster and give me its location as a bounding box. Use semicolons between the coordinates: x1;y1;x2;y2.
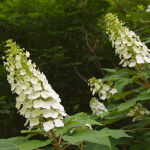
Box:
105;13;150;67
3;40;67;132
89;77;117;100
90;97;107;116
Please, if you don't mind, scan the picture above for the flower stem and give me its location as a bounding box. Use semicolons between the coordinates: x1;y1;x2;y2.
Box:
62;144;71;150
140;77;150;88
50;130;62;150
78;142;84;150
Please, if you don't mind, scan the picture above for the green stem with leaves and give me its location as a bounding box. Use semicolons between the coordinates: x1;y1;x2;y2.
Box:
50;130;62;150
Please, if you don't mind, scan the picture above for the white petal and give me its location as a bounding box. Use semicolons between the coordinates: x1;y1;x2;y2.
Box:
43;120;54;132
30;77;38;84
110;88;117;94
144;56;150;63
33;99;44;108
54;119;64;127
129;61;136;67
41;91;50;98
42;109;58;118
31;109;41;117
136;54;144;64
33;83;42;91
30;117;39;127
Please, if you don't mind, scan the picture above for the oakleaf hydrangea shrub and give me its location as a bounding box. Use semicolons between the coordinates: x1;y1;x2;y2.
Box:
89;13;150;124
87;13;150;149
3;40;67;132
2;13;150;150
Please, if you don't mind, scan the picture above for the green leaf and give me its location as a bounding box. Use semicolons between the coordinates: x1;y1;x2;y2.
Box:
104;111;127;124
54;127;68;136
62;112;103;130
100;128;131;139
0;142;18;150
17;139;52;150
62;129;111;149
100;111;111;119
21;129;42;134
123;117;150;129
130;143;150;150
110;137;132;147
55;113;103;136
63;128;130;149
0;136;28;150
114;78;133;93
68;112;103;126
118;90;150;111
113;90;135;101
145;38;150;44
84;142;119;150
103;68;116;73
0;136;52;150
118;100;136;112
102;68;133;81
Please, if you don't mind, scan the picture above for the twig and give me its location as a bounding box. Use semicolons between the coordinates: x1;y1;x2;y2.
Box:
83;29;105;77
74;66;88;84
134;81;145;87
108;55;117;68
80;142;84;150
113;0;126;16
58;135;62;145
62;144;71;150
122;98;128;101
132;128;150;131
78;142;84;150
123;146;127;150
50;130;62;150
140;77;150;88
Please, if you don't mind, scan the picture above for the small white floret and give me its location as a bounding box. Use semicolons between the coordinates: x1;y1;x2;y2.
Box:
42;109;58;118
136;54;144;64
43;120;54;132
54;119;64;127
30;117;39;127
33;99;44;108
41;91;50;98
110;88;117;95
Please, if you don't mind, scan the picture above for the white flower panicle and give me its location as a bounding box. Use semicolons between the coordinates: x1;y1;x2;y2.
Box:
90;97;107;116
3;40;67;132
88;77;117;100
105;13;150;67
127;103;150;122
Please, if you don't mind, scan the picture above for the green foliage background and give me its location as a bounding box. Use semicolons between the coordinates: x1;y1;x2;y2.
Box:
1;0;150;141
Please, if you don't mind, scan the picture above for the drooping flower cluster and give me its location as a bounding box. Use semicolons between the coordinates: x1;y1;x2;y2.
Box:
127;103;150;122
146;5;150;12
105;13;150;67
88;77;117;100
90;97;107;116
3;40;67;132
